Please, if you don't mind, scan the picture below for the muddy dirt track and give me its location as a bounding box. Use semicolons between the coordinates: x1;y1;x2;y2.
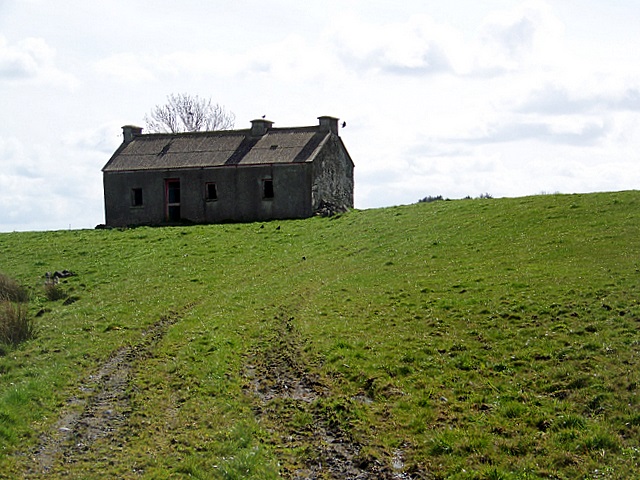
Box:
245;311;415;479
21;308;417;479
25;313;180;477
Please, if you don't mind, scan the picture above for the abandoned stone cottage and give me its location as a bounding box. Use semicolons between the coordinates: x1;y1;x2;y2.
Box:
102;116;354;227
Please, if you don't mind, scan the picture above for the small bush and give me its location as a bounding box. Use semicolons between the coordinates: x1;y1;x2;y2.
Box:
44;283;67;301
418;195;444;203
0;301;36;347
0;273;29;303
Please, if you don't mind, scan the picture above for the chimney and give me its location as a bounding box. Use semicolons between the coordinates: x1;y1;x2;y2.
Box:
122;125;143;144
318;116;339;135
250;118;273;136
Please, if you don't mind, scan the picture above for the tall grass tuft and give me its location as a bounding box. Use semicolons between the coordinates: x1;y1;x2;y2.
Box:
0;301;36;347
43;282;67;301
0;273;28;303
0;273;35;348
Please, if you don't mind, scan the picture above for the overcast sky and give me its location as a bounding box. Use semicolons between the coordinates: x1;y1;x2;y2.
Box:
1;0;639;231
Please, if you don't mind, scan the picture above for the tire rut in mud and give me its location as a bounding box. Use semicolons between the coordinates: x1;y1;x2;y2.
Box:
245;311;406;479
26;310;184;476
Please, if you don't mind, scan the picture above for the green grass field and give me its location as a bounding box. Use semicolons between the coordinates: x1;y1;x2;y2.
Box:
0;191;638;479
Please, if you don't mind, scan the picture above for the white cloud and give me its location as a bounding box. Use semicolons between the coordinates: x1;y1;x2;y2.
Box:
0;131;108;231
476;0;565;73
518;84;640;114
325;2;565;78
94;52;157;83
0;35;78;87
62;122;124;154
94;33;341;86
327;13;461;75
452;116;609;146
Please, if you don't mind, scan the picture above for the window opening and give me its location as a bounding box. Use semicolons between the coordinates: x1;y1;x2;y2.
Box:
206;183;218;201
263;179;274;199
131;188;143;207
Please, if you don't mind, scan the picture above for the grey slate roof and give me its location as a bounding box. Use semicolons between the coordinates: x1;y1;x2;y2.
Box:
103;126;331;172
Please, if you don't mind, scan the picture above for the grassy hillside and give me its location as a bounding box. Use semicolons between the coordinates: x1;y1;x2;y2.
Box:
0;191;638;479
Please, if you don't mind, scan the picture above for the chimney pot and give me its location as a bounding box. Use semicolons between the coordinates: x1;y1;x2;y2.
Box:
122;125;142;143
318;116;339;135
250;119;273;136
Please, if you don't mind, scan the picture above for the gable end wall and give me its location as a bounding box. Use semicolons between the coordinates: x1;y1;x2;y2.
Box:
311;135;354;211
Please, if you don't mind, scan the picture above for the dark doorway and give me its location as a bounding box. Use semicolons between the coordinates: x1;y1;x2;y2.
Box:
165;179;181;221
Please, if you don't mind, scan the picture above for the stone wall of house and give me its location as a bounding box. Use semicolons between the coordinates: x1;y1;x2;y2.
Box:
198;163;313;223
103;164;313;227
103;171;167;227
311;135;354;213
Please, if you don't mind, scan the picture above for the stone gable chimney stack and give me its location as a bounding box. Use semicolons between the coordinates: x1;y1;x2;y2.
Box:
318;116;339;135
250;118;273;136
122;125;143;144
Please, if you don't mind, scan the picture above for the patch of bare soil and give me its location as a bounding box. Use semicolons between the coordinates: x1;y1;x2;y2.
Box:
245;311;416;479
25;310;184;477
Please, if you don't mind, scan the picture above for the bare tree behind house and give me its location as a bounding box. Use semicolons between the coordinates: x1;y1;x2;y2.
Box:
144;93;236;133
